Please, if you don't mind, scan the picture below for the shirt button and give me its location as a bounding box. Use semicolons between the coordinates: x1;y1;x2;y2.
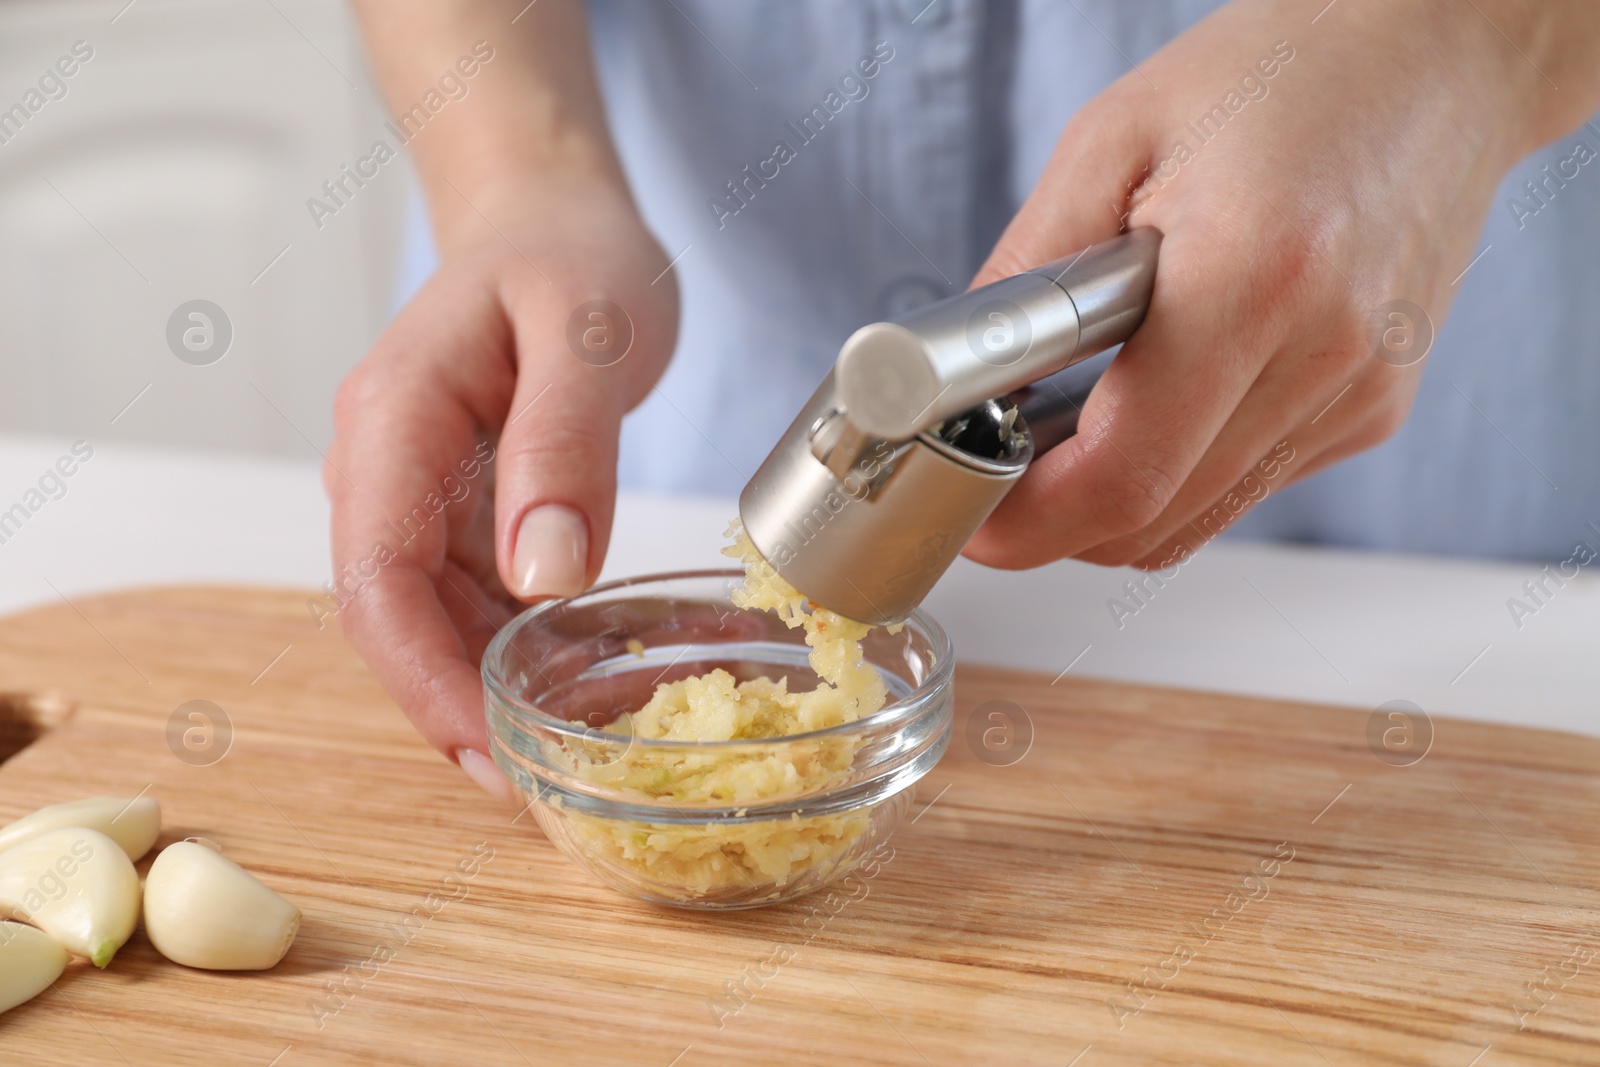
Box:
878;275;946;318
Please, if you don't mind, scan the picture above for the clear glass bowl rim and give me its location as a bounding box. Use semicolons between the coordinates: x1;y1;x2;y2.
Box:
480;567;955;750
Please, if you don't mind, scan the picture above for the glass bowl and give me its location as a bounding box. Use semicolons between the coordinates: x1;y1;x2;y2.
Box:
482;569;952;909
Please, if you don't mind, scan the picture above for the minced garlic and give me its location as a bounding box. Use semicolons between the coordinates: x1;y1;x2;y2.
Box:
560;522;888;900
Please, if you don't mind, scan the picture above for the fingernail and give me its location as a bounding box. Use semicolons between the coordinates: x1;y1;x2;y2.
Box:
456;747;519;804
511;504;588;600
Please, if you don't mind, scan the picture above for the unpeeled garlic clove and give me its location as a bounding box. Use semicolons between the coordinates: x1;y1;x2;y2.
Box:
0;921;69;1014
0;828;139;968
0;795;162;862
143;840;300;971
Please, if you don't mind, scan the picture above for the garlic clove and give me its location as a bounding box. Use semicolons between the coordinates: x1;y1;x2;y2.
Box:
143;840;300;971
0;828;139;968
0;796;162;862
0;921;69;1014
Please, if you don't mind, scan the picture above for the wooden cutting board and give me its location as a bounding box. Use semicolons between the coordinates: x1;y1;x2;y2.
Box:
0;586;1594;1066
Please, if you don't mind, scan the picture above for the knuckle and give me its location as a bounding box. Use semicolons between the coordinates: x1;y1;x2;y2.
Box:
499;418;611;472
1271;227;1321;289
332;365;377;431
1365;396;1411;446
1246;216;1348;327
1334;317;1373;371
1093;459;1178;535
1057;100;1127;158
964;517;1048;572
1271;209;1342;284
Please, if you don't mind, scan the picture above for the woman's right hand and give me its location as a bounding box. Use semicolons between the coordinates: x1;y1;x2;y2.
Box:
326;179;678;797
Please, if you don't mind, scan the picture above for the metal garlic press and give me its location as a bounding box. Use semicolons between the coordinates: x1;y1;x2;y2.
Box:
738;227;1162;625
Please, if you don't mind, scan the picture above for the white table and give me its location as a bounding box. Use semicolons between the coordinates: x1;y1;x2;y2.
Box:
1;433;1593;737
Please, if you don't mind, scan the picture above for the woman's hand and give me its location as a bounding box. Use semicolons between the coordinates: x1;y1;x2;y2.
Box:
338;0;678;795
326;183;677;794
965;0;1600;571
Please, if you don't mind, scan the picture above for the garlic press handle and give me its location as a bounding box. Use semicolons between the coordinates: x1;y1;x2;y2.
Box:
834;227;1161;441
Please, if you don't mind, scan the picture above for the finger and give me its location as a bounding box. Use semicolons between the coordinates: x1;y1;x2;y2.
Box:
436;557;517;668
964;219;1276;570
329;273;515;582
493;287;641;603
1079;328;1371;566
970;81;1159;288
342;564;492;755
1275;386;1413;485
328;272;517;769
1127;371;1416;569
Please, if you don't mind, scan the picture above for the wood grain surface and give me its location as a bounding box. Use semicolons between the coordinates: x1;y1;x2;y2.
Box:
0;585;1594;1066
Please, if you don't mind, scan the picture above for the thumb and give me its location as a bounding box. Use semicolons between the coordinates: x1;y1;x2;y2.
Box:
495;298;636;602
972;100;1156;288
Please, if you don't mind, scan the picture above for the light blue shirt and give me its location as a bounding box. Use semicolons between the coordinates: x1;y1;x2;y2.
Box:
400;0;1600;561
